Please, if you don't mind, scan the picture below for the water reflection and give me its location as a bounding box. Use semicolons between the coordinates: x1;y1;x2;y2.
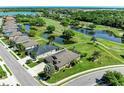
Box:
74;28;123;43
42;34;64;44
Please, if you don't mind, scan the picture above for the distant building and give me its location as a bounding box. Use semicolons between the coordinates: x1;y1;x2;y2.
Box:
44;49;80;70
12;35;29;44
3;16;38;51
23;40;38;50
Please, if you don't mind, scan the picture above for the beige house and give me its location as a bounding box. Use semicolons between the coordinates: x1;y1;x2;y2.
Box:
44;49;80;70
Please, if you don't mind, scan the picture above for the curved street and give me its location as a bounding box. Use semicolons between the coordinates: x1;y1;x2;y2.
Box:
64;67;124;86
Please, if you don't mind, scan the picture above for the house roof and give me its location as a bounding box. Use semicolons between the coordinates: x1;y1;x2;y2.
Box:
9;31;22;37
3;24;18;29
3;16;38;49
3;28;18;33
13;35;30;43
22;40;38;48
33;45;58;56
45;49;80;68
4;21;16;25
5;16;16;21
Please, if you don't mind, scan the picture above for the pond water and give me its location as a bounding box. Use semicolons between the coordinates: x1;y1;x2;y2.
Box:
25;24;30;32
42;28;124;44
74;28;124;43
0;12;36;16
42;34;64;44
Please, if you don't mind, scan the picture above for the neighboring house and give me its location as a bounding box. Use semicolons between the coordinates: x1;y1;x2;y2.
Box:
32;45;59;58
2;16;39;51
12;35;29;44
23;40;38;50
4;16;16;22
0;18;3;28
9;31;22;40
44;49;80;70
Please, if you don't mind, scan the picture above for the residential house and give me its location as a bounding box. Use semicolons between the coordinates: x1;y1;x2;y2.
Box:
12;35;29;44
44;49;80;70
32;45;59;58
3;16;39;51
22;40;38;50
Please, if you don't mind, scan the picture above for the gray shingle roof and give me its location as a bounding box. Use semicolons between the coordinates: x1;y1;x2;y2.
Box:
23;40;38;48
13;35;29;43
45;49;80;69
3;16;38;49
33;45;58;56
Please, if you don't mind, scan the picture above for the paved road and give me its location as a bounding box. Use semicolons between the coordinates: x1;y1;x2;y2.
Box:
0;44;40;86
64;67;124;86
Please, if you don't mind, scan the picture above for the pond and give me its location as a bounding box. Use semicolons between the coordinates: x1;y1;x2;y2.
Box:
74;28;124;43
0;12;36;16
42;34;64;44
25;24;31;32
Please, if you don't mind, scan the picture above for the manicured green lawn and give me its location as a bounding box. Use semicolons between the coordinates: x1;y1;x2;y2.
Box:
17;16;124;83
0;66;7;79
47;43;122;83
3;64;12;76
26;61;41;68
0;56;3;62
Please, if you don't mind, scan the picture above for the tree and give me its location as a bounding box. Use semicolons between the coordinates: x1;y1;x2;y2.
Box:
91;36;97;42
0;28;2;33
36;18;46;26
88;51;101;62
26;59;32;64
30;51;37;60
28;30;36;37
8;40;15;48
92;51;101;59
29;18;46;26
16;43;25;51
70;20;80;28
88;24;96;30
62;29;75;41
61;20;69;27
46;25;55;34
44;63;55;78
48;35;55;44
101;71;124;86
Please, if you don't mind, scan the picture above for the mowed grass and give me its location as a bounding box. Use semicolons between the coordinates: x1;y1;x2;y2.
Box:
47;43;122;83
33;17;91;48
97;39;124;61
33;17;124;83
26;62;39;68
18;17;124;83
0;66;7;78
3;64;12;76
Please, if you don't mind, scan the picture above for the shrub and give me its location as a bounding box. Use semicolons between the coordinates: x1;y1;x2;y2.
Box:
81;53;87;58
26;59;32;64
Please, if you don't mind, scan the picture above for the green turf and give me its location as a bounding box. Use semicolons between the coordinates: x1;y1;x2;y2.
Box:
0;66;7;78
17;16;124;83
